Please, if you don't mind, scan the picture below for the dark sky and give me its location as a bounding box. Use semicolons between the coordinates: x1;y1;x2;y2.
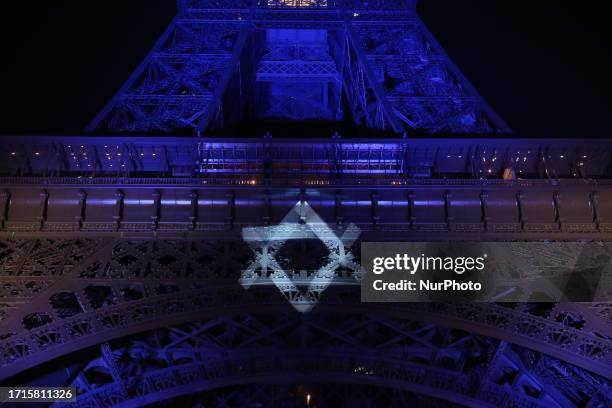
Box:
0;1;611;137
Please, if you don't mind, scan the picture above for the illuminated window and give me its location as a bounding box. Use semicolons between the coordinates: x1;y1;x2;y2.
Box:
266;0;328;8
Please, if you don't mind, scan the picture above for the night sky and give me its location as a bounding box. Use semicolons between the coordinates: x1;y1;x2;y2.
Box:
0;0;611;137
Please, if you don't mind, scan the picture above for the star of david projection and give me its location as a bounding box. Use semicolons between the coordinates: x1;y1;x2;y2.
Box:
241;200;362;312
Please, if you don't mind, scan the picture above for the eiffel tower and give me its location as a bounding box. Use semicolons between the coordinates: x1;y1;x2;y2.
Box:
1;1;612;407
86;0;510;135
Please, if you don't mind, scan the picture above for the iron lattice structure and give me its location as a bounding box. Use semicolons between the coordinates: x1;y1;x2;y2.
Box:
86;0;510;135
0;238;611;407
1;1;612;407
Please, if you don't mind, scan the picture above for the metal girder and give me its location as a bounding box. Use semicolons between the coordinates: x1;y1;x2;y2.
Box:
0;177;611;238
256;60;340;80
350;18;511;133
42;313;612;407
3;2;612;407
1;136;609;178
343;23;404;132
195;25;251;133
86;17;248;134
86;0;509;135
60;354;494;408
337;31;393;130
2;239;612;383
86;17;182;133
416;16;512;133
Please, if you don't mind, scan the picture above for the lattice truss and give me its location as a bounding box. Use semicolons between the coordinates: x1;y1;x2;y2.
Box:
258;43;338;75
89;18;247;133
351;20;508;133
330;30;392;130
88;0;509;135
49;315;612;408
256;30;344;121
0;239;104;321
1;238;612;407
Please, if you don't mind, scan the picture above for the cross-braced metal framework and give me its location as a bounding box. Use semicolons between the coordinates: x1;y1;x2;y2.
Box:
47;315;611;408
1;137;608;179
1;237;612;407
86;0;510;135
1;1;611;406
88;15;249;133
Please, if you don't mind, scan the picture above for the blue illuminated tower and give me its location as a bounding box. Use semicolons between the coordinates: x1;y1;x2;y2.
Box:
0;1;611;407
87;0;510;135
